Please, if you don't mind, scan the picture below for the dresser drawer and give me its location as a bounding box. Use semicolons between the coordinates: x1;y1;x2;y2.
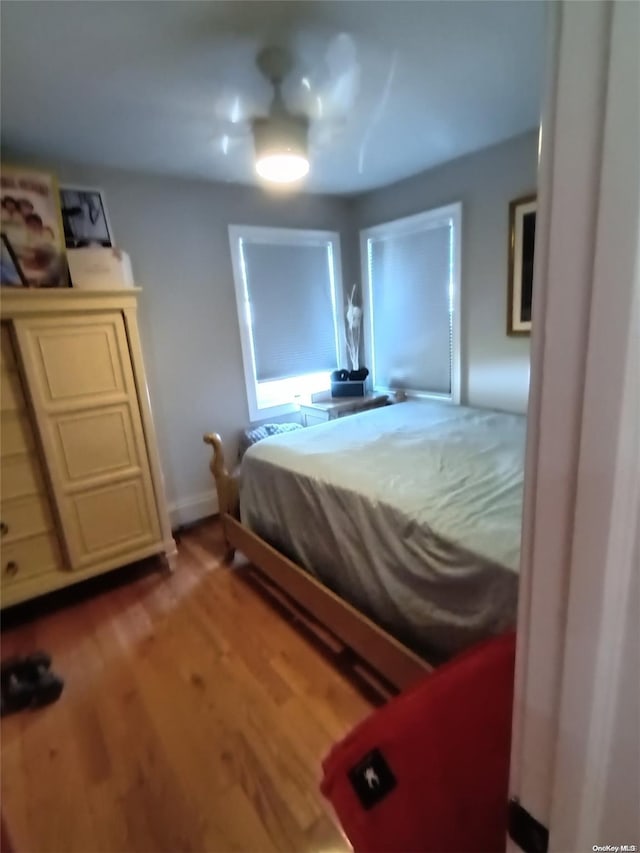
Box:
0;367;26;413
62;476;159;568
0;325;17;371
1;411;35;457
301;408;330;426
1;493;53;543
1;532;62;585
1;453;45;500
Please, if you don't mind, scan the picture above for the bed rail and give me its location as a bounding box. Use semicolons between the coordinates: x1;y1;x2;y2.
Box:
202;431;431;689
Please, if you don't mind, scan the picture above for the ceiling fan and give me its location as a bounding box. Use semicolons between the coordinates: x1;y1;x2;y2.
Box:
211;37;360;185
253;45;310;183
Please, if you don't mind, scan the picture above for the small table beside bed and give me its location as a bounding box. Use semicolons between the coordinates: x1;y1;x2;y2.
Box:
204;399;525;691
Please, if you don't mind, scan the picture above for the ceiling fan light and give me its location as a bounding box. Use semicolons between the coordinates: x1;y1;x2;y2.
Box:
255;152;310;183
253;114;310;184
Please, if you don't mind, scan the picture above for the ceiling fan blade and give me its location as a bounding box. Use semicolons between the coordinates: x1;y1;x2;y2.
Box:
308;118;346;150
213;88;265;126
321;33;361;116
211;125;252;157
288;33;361;123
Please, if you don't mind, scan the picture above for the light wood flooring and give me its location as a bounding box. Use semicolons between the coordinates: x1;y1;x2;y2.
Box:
1;519;377;853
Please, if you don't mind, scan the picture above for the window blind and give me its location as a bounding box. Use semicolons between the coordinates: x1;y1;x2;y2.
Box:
368;220;453;394
240;240;338;382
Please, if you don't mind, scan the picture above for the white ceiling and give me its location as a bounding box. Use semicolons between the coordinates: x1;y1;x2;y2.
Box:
0;1;546;195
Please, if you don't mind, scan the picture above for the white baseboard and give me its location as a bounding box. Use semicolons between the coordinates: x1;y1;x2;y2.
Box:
168;489;218;528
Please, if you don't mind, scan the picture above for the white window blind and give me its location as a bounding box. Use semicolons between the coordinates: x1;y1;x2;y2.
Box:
362;203;461;402
229;226;343;420
240;241;338;381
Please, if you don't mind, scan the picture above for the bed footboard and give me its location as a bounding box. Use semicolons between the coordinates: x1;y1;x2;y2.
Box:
203;433;240;560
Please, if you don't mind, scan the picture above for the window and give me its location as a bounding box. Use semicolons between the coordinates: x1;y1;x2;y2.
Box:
229;225;344;420
361;203;461;403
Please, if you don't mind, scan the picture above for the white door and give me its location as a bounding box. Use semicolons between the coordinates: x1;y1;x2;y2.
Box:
509;1;639;849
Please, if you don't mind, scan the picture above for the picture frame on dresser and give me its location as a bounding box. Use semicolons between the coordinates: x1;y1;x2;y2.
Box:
59;186;113;248
0;165;68;288
507;193;536;336
1;234;29;287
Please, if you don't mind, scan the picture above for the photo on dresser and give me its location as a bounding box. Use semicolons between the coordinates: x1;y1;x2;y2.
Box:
60;187;112;249
1;233;29;287
0;165;68;288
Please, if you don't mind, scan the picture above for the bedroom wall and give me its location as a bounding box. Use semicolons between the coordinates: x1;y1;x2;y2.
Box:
5;131;535;525
352;130;538;414
2;152;355;525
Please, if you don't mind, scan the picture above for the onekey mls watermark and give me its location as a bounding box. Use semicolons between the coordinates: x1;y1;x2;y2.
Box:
593;846;637;852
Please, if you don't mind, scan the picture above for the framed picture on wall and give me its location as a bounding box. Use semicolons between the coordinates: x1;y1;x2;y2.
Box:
59;186;113;248
1;165;68;287
507;194;536;335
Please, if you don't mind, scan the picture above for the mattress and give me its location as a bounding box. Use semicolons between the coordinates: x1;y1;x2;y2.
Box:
240;400;525;661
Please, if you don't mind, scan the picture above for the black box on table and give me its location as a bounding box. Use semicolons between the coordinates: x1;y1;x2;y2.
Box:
331;380;366;398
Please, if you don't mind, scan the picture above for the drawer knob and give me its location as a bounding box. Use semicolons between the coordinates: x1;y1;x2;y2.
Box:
5;561;18;577
0;522;7;536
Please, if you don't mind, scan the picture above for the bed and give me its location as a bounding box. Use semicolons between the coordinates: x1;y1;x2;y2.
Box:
204;399;525;689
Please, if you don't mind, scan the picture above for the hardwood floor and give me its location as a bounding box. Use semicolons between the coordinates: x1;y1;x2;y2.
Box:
1;519;377;853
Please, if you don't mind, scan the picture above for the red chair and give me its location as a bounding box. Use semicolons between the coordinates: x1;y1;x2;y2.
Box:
321;632;516;853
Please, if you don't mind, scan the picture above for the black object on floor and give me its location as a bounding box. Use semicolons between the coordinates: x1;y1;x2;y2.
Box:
1;651;64;716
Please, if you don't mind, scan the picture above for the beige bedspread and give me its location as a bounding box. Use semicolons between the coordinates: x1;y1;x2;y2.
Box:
240;400;525;661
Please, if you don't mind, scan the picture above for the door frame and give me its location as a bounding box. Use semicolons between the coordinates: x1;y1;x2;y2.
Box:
509;0;639;846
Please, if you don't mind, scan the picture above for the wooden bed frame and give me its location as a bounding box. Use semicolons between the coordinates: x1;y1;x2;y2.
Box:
203;433;432;691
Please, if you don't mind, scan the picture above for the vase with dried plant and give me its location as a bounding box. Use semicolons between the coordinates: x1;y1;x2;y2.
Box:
345;284;362;372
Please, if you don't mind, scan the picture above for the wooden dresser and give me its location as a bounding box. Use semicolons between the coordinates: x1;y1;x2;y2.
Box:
0;289;176;608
